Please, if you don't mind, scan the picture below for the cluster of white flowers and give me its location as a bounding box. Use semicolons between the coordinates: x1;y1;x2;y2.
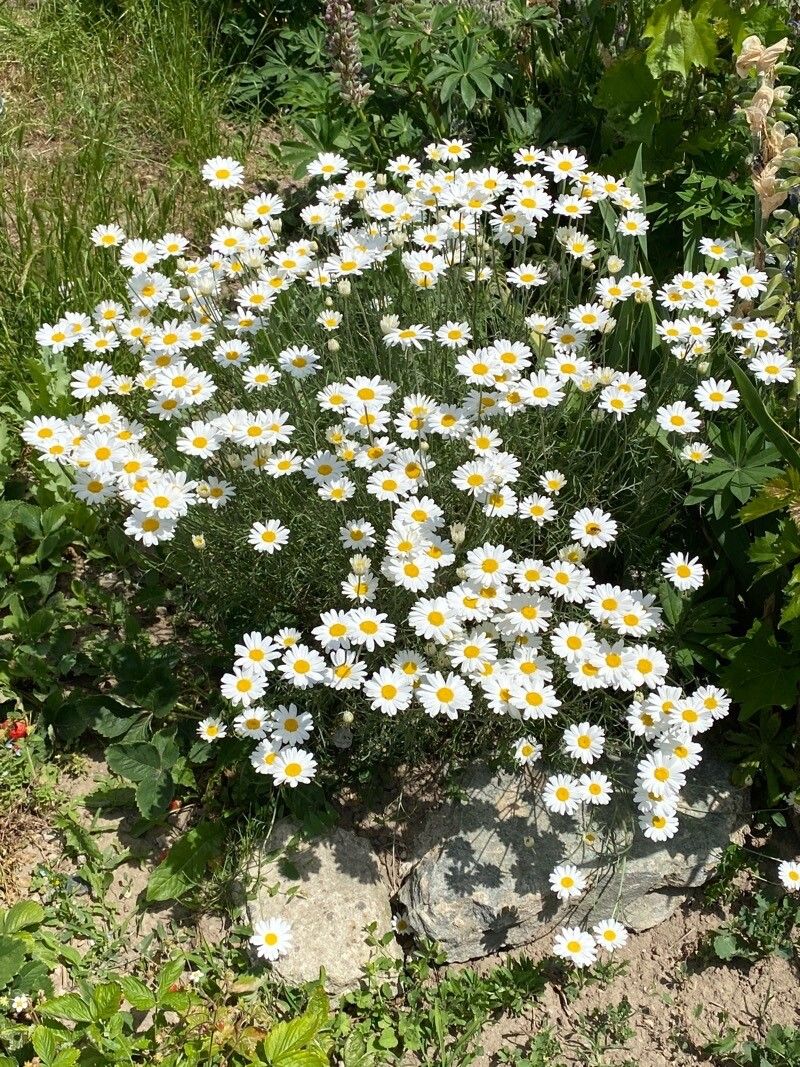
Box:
22;141;797;965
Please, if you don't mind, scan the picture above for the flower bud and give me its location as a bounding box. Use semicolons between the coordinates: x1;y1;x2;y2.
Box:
350;553;371;575
450;523;466;546
327;338;340;352
337;279;352;296
192;534;206;550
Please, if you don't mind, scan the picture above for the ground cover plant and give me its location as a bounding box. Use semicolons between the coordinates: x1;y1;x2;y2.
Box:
2;1;800;1063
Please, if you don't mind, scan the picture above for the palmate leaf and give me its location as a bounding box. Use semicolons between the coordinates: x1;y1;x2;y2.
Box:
643;0;718;79
719;622;800;719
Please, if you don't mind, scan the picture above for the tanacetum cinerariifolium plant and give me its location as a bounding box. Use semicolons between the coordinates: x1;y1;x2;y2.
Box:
23;139;797;963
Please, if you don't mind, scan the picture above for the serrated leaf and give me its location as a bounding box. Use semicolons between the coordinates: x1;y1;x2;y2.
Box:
146;821;225;902
135;774;173;819
105;741;163;782
39;993;94;1023
32;1024;59;1063
14;958;53;997
118;974;156;1011
90;981;122;1020
0;935;25;989
643;0;718;78
157;958;185;999
52;1053;80;1067
739;492;788;523
0;900;45;934
719;622;800;718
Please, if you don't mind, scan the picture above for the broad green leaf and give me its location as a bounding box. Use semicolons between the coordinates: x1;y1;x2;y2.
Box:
135;774;173;819
90;981;123;1021
274;1053;328;1067
0;900;45;934
39;993;94;1024
643;0;718;78
52;1053;80;1067
32;1024;59;1064
720;622;800;718
105;741;163;783
146;821;225;902
0;935;25;989
713;932;739;960
14;958;53;997
739;492;787;523
118;975;156;1011
595;49;655;112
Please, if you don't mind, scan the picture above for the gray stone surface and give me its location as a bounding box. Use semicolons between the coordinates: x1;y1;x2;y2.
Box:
246;820;400;994
398;758;747;963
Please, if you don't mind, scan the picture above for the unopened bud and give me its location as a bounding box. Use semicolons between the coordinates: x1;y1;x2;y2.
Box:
350;554;371;575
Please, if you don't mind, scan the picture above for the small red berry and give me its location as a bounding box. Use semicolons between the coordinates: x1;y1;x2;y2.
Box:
7;722;28;741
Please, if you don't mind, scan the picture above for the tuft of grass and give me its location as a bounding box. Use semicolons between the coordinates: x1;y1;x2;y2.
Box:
0;0;255;404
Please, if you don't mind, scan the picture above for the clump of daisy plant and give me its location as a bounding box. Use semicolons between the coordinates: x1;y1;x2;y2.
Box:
23;138;797;955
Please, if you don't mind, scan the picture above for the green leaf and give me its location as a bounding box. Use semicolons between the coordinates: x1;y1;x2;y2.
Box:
90;981;122;1021
146;821;225;902
118;975;156;1011
39;993;94;1024
0;935;25;989
83;785;137;811
713;932;739;960
739;492;787;523
459;75;476;110
720;622;800;718
643;0;718;78
32;1024;59;1064
105;741;164;782
595;49;656;112
726;356;800;470
156;958;185;999
262;989;330;1063
273;1054;328;1067
136;774;174;820
14;959;53;997
0;900;45;934
51;1053;80;1067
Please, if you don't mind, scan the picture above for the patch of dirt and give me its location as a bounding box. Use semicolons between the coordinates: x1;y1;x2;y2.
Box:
472;897;800;1066
3;751;228;975
0;799;58;907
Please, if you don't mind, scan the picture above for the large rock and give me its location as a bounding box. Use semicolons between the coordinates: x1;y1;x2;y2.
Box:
398;758;747;963
245;820;400;994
